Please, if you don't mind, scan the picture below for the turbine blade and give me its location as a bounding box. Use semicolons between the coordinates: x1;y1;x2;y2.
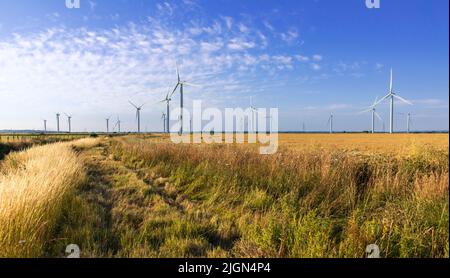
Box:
170;83;180;97
372;96;379;106
393;95;413;105
373;93;391;106
390;68;393;92
358;108;373;114
129;101;138;109
182;82;200;88
176;63;180;83
374;111;383;121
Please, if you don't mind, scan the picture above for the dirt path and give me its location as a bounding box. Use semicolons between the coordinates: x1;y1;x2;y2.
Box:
51;138;230;257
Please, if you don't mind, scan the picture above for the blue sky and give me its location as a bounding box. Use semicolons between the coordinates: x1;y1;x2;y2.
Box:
0;0;448;132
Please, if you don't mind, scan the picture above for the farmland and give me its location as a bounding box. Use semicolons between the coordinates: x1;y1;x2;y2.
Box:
0;133;448;258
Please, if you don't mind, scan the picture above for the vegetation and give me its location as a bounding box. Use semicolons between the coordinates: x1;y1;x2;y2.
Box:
0;134;89;160
0;139;98;257
0;134;448;258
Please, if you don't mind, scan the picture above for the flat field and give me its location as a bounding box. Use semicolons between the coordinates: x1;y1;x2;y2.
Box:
278;133;449;155
0;133;448;258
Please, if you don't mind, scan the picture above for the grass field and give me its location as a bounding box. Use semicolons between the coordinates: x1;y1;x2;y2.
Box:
278;133;449;154
0;133;90;160
0;133;448;258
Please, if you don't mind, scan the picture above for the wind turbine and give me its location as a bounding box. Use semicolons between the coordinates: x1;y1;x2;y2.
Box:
64;113;72;133
129;101;145;133
327;113;334;134
360;97;383;133
374;69;412;133
169;64;199;135
56;113;60;133
160;87;172;134
113;117;121;133
398;112;413;133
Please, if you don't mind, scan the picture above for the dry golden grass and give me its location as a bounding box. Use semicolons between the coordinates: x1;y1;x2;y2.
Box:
278;133;449;155
148;133;449;155
0;140;87;257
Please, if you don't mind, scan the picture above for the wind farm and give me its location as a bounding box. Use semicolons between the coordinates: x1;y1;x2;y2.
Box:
0;0;448;262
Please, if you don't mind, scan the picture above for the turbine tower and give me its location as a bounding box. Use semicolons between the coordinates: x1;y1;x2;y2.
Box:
375;69;412;133
161;113;167;133
64;113;72;133
170;64;199;135
250;96;258;133
43;119;47;133
56;113;60;133
360;97;383;133
105;117;111;133
407;113;412;133
129;101;145;133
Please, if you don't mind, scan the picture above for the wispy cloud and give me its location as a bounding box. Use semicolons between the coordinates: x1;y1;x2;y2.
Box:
0;9;323;127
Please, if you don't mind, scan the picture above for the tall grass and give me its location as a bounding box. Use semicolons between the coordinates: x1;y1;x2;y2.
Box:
109;137;448;258
0;141;86;257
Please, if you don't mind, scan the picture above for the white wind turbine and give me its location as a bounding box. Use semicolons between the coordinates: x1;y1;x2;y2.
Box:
360;97;383;133
327;113;334;134
129;101;145;133
159;87;172;134
169;64;199;135
113;117;121;133
374;69;412;133
64;113;72;133
398;112;413;133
